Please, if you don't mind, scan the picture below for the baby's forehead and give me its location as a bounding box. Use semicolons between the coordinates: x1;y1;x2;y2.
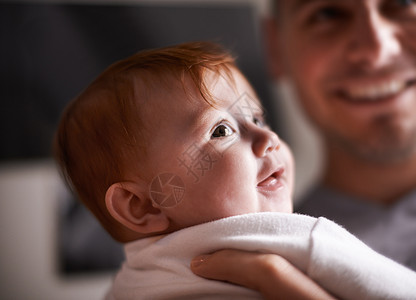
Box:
132;66;262;121
204;68;262;110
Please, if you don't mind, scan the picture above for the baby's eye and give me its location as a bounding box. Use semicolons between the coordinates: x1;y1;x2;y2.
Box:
253;117;264;127
211;124;234;138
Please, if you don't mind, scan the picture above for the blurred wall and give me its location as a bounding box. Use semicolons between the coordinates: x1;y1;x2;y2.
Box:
1;0;273;161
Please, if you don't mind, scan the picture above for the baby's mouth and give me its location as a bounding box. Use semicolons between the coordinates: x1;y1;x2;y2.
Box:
258;173;278;187
257;169;284;188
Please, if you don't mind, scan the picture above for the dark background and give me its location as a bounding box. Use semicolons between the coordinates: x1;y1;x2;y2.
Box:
1;2;279;162
1;2;280;273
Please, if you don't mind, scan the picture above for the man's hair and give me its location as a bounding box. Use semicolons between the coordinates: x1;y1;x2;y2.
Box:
54;41;236;242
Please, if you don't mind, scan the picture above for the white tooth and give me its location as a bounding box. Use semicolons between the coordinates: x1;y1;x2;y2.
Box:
347;80;405;100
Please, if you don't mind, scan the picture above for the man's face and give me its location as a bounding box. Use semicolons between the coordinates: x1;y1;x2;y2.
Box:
140;68;294;231
271;0;416;162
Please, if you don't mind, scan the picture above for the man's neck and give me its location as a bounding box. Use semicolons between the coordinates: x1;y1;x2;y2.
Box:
323;145;416;205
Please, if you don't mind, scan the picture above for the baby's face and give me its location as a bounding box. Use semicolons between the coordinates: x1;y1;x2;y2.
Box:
140;68;294;230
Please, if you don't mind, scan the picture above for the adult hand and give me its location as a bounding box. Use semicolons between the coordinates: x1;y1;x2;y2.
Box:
191;249;336;300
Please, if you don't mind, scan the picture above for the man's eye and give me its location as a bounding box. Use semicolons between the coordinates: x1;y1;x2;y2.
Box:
211;124;234;138
386;0;416;8
397;0;415;6
383;0;416;18
308;6;348;24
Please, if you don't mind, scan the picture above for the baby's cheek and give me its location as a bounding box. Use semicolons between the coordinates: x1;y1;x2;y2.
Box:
280;142;295;194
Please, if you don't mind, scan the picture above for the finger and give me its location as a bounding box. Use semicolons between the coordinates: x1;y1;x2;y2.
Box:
191;249;336;300
191;249;263;290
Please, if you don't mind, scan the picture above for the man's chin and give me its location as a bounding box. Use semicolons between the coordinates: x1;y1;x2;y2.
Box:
342;138;416;164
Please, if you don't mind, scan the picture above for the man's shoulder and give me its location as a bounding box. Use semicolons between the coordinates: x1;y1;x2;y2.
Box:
295;185;342;216
296;184;416;215
294;185;378;223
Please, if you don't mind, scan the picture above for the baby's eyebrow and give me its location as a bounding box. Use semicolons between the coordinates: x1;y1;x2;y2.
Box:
188;106;218;136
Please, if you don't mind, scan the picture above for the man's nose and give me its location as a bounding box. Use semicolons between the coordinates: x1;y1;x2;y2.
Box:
346;9;401;69
252;127;280;158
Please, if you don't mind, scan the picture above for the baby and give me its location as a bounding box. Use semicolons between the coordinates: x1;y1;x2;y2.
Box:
55;42;416;300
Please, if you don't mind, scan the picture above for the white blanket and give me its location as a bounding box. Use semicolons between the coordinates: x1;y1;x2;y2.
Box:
107;212;416;299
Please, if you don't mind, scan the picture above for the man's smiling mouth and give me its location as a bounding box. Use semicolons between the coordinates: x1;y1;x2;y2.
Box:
337;78;416;103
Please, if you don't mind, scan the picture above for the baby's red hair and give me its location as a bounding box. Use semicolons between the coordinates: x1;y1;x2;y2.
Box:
54;42;236;242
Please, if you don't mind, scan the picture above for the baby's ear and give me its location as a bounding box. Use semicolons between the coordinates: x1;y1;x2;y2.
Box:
105;182;169;234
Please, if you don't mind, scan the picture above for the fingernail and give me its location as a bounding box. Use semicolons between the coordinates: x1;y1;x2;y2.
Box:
191;255;209;268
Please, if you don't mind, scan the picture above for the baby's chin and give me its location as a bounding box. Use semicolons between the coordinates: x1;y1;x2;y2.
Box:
266;207;293;214
255;191;293;214
261;201;293;214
